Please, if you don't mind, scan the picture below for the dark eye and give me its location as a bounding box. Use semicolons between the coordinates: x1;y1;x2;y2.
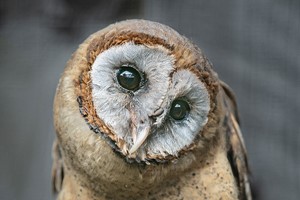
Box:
170;99;190;120
116;65;141;91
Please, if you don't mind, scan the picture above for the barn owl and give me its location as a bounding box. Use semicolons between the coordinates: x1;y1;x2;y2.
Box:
52;19;252;200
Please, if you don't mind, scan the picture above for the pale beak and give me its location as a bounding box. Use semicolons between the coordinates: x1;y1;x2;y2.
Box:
129;121;151;154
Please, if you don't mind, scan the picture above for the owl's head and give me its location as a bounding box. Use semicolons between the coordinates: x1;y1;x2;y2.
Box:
59;20;220;164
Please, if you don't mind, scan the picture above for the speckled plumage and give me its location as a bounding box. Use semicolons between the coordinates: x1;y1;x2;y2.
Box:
52;19;252;200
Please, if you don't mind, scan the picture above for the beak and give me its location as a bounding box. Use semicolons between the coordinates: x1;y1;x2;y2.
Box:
129;119;151;154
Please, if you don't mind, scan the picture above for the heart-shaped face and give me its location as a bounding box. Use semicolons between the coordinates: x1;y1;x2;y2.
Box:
74;18;219;163
89;42;210;162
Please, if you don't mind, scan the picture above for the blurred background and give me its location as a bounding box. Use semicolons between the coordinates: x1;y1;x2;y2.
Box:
0;0;299;199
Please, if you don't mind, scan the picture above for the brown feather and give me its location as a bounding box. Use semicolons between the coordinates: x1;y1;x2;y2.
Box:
51;138;64;194
221;82;252;200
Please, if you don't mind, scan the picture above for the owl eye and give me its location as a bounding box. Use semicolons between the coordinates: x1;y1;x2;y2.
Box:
169;99;190;120
116;65;141;91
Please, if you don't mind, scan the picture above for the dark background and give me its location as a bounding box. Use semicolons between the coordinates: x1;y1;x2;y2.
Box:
0;0;299;199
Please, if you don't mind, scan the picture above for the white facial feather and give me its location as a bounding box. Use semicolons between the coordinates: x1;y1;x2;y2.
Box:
91;42;174;142
91;42;210;161
146;70;210;157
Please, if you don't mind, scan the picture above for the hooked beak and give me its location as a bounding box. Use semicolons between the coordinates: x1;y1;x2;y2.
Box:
129;120;151;155
128;105;165;155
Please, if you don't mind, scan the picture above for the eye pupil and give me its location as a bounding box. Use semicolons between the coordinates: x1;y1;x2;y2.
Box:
117;66;141;91
170;99;190;120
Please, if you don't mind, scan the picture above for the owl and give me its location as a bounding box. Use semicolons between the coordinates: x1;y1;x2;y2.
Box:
52;19;252;200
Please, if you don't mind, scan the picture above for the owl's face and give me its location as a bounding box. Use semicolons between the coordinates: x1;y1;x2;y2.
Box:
77;20;218;163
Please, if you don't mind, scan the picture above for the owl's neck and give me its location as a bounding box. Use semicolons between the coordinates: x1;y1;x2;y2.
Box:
57;146;238;200
56;168;173;200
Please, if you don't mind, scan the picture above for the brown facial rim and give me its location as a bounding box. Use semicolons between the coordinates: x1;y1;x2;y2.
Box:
75;31;219;163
